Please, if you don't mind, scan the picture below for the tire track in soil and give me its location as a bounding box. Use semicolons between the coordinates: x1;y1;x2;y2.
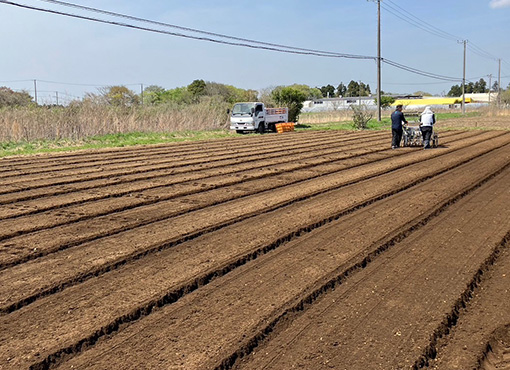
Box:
1;133;507;316
38;139;510;370
2;137;510;370
0;131;477;267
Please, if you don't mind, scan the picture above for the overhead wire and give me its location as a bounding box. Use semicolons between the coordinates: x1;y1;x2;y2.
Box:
34;0;374;60
0;0;478;86
382;0;461;42
384;0;504;66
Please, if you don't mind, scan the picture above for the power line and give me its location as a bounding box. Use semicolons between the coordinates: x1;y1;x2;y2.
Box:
0;0;464;84
382;0;461;42
0;79;34;83
383;0;503;64
382;59;461;82
27;0;374;61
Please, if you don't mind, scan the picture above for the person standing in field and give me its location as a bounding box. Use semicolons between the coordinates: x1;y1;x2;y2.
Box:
419;106;436;149
391;104;408;149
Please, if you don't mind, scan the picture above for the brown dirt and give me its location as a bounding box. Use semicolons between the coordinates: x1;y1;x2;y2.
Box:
0;125;510;370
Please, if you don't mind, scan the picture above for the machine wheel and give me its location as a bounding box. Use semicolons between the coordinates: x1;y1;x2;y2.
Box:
257;122;265;134
403;136;409;147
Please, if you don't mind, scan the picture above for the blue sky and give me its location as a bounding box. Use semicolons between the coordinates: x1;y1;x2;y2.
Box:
1;0;509;104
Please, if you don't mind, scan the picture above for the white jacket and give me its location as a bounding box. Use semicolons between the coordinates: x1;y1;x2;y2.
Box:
420;107;435;127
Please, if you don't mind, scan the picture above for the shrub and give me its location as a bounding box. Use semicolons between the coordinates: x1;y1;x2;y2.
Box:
350;105;373;129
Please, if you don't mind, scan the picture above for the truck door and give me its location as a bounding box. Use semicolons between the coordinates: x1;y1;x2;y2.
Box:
254;104;264;129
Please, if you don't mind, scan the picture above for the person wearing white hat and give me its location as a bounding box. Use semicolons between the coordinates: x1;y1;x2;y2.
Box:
419;106;436;149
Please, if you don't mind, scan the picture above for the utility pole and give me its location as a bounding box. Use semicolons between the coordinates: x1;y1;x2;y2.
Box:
140;83;144;106
367;0;381;121
498;58;501;108
33;79;38;105
377;0;381;122
55;91;59;106
459;40;467;115
488;74;492;105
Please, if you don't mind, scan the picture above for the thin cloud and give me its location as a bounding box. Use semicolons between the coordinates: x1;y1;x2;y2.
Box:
490;0;510;8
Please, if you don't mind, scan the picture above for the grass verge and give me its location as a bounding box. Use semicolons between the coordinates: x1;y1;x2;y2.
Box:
0;111;489;158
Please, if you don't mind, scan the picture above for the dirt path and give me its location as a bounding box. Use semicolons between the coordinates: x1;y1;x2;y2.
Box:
0;129;509;370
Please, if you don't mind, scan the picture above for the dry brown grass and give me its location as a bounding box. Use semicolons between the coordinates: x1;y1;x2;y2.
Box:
0;100;230;142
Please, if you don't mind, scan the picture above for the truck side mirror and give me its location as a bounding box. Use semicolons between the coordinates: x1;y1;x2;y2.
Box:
251;108;255;114
227;109;230;114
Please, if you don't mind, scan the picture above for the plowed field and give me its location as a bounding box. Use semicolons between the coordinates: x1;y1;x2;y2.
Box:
1;129;510;370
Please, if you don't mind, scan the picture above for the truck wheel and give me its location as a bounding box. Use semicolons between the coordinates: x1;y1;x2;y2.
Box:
269;123;276;133
257;123;265;134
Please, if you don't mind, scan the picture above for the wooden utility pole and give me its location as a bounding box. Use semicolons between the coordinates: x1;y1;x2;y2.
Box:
376;0;381;121
460;40;467;115
33;79;38;105
367;0;381;121
488;74;492;105
498;58;501;107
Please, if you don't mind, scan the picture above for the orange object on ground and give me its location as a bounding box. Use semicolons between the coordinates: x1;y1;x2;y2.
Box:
275;122;295;133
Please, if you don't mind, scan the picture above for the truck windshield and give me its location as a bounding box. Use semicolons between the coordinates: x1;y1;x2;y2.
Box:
232;103;255;115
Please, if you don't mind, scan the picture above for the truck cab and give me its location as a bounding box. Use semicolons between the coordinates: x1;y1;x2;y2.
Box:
230;102;288;134
230;102;266;134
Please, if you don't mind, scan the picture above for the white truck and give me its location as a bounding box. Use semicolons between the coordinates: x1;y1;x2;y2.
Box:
229;102;288;134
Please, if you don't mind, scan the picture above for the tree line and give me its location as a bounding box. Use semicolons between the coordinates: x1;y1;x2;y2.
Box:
446;78;502;97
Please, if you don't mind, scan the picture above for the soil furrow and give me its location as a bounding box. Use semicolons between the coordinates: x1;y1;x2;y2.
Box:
1;135;508;313
0;131;481;261
224;168;510;370
0;133;396;220
33;142;510;370
1;129;508;370
0;130;341;172
423;237;510;370
0;138;507;370
0;131;472;220
0;131;381;189
0;132;392;202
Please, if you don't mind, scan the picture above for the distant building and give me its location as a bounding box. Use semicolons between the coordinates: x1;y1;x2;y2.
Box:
302;93;494;113
302;96;376;113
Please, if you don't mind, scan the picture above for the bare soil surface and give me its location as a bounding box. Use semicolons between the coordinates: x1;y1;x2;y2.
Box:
1;126;510;370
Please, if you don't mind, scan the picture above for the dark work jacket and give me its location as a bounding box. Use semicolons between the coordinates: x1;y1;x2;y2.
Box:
391;110;407;129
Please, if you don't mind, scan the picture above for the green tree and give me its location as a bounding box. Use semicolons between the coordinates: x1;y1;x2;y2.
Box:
187;79;206;101
98;86;140;107
337;82;347;97
346;80;359;97
272;86;307;122
142;85;165;105
0;86;33;107
447;84;462;97
288;84;322;100
374;96;396;109
474;78;487;93
320;84;335;98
